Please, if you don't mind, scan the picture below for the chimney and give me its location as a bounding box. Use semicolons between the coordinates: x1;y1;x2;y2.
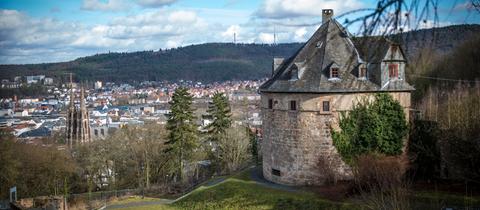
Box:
272;57;284;76
322;9;334;23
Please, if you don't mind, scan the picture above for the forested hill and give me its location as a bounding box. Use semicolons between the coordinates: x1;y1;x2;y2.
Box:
0;43;302;83
1;24;479;83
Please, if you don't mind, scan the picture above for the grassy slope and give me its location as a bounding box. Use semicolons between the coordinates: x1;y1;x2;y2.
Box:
116;171;356;210
111;169;480;210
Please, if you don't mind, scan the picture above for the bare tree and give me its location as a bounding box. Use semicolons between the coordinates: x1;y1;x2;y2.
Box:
214;126;251;174
338;0;441;36
472;0;480;12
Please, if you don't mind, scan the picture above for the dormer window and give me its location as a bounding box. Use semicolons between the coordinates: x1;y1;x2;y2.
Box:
359;67;367;78
291;69;298;80
330;68;339;78
388;64;399;79
290;65;299;81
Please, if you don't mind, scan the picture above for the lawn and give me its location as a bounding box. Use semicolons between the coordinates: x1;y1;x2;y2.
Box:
113;170;357;210
109;169;480;210
108;196;163;205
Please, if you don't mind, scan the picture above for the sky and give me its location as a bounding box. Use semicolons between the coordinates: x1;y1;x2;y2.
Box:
0;0;478;64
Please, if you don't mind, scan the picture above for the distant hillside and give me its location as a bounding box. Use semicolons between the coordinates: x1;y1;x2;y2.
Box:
397;24;480;60
0;43;302;83
1;24;479;83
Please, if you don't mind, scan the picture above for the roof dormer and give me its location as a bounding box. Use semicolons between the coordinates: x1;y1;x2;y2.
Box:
328;63;341;81
289;64;299;81
358;63;367;80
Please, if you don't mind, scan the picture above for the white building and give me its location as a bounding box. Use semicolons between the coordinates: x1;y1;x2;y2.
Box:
95;81;103;89
44;77;54;85
26;75;45;84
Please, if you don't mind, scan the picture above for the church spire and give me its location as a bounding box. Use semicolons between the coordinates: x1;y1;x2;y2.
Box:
66;79;92;147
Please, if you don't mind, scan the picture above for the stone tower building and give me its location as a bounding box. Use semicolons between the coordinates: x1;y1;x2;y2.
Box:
259;9;414;186
66;86;91;147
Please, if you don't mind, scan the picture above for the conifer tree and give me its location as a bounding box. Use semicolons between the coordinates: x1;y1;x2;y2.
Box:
164;87;198;182
205;92;232;141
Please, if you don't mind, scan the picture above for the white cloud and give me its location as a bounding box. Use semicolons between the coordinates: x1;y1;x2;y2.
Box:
0;8;334;64
0;10;26;30
168;11;198;23
257;33;274;43
166;39;181;48
221;25;241;39
136;0;177;7
293;27;307;42
0;9;210;64
81;0;130;12
256;0;363;19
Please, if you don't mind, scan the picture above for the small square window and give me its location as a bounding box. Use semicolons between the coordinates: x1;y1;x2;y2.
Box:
331;68;339;78
268;99;273;109
388;64;399;79
272;168;281;176
290;100;297;110
322;101;330;112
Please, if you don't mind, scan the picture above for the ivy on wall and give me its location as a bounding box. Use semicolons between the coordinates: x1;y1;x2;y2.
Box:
332;93;408;164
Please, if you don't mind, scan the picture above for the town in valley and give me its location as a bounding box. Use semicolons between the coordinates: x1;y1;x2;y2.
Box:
1;1;480;210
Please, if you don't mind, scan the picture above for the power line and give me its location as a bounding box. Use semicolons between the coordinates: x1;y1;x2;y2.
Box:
410;74;480;83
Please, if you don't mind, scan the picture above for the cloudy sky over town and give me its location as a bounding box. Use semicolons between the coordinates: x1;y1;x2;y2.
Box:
1;0;478;64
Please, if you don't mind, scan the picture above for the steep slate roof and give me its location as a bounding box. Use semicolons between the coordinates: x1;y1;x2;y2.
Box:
352;36;407;64
259;18;414;93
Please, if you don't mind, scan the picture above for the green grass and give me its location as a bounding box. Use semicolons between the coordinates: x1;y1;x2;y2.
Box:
113;169;358;210
109;196;163;205
172;179;355;210
108;169;480;210
412;191;480;207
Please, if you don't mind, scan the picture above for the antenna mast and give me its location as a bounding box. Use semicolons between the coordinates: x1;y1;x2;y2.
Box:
274;25;276;45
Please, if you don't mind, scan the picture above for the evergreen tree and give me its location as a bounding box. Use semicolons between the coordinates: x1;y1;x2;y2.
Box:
248;127;260;165
164;87;198;182
205;92;232;141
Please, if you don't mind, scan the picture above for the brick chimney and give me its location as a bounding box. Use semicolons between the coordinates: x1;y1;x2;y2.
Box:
322;9;334;23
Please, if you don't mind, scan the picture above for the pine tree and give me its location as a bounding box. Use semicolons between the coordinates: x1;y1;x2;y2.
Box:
205;92;232;141
164;87;198;182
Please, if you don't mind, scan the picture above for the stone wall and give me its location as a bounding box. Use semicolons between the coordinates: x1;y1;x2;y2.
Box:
261;91;411;186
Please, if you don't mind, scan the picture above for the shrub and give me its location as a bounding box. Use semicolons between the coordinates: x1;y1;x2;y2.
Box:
332;93;408;163
353;154;410;210
408;120;441;180
316;154;339;185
